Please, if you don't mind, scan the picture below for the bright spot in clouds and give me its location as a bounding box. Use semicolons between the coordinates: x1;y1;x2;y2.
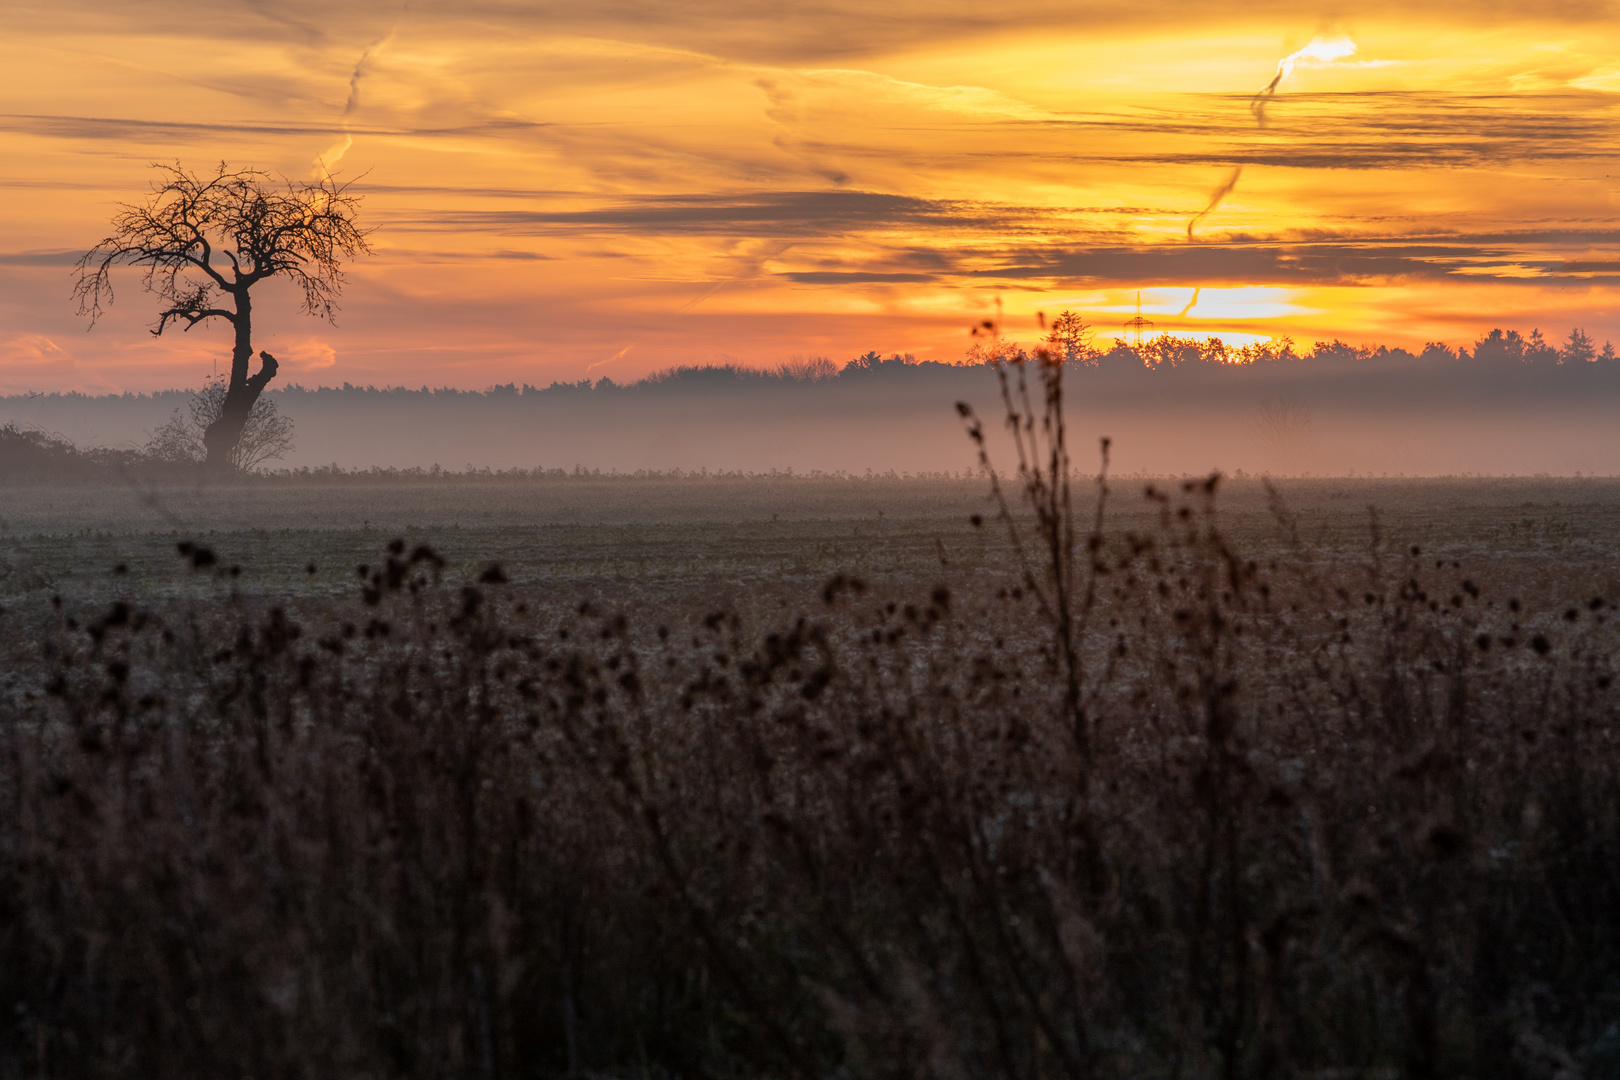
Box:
1274;35;1357;87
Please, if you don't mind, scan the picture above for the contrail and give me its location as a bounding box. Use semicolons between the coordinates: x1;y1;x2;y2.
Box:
586;343;638;373
1187;34;1356;238
316;14;406;180
1187;168;1242;239
665;240;796;317
1251;35;1355;128
673;279;730;314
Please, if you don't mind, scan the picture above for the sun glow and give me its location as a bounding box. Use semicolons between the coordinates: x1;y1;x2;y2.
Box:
1060;287;1317;329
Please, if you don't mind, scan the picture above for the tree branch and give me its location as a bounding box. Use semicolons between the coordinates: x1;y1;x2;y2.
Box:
154;306;236;336
75;161;368;362
246;350;279;393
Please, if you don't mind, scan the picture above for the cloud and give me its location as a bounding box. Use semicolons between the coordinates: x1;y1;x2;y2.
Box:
586;342;637;372
0;250;81;266
374;173;1620;289
793;68;1060;122
969;230;1620;287
0;333;71;365
20;0;1620;65
281;339;339;371
392;190;1042;237
780;271;937;283
1013;91;1620;171
0;113;546;144
0;334;104;393
1570;69;1620;91
1250;35;1357;128
0;113;369;141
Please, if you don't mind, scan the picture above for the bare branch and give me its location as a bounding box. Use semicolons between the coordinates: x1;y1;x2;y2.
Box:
153;303;236;336
73;161;369;334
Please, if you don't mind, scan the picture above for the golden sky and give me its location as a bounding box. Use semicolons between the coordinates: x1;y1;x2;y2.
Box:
4;0;1620;390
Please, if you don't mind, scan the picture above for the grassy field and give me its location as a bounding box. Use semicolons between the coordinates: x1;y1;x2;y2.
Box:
2;469;1618;1078
5;474;1618;598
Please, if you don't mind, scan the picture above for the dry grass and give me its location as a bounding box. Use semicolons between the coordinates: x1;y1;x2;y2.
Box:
0;362;1616;1078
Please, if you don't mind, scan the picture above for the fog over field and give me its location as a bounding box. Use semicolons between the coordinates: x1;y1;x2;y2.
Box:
5;343;1620;477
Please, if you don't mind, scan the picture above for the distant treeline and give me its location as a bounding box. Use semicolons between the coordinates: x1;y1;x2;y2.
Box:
4;325;1620;480
7;326;1616;411
1080;325;1616;370
293;325;1620;396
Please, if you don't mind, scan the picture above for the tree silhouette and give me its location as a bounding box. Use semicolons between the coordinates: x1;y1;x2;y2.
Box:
74;162;370;471
1045;310;1097;366
1560;327;1597;364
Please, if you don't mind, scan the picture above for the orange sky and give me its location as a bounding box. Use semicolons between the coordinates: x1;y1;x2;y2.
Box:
4;0;1620;391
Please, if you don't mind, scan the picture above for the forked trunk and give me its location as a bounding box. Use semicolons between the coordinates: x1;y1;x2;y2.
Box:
202;292;277;472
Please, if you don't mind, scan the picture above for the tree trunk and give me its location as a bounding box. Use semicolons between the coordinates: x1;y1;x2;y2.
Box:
202;291;277;472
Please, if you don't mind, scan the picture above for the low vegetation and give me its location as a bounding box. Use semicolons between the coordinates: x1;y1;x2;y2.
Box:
1;356;1615;1079
0;374;295;483
0;423;148;483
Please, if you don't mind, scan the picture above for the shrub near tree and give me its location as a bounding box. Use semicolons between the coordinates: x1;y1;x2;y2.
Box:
145;375;295;472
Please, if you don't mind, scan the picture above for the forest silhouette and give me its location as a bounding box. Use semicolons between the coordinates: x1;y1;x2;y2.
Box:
4;323;1619;481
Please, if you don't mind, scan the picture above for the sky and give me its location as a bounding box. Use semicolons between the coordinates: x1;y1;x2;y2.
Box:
4;0;1620;392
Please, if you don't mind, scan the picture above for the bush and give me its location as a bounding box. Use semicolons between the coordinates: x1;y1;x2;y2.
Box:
144;375;295;471
0;423;144;482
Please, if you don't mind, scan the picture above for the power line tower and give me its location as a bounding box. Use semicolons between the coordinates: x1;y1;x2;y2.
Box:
1123;291;1154;346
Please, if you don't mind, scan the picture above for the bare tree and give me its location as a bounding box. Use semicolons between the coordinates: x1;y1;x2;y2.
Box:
146;375;295;472
74;162;370;472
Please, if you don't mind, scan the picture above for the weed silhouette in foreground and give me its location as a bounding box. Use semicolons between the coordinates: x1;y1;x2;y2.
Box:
0;358;1616;1078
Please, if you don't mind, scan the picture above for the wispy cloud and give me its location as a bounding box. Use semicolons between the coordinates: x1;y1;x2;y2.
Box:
0;250;81;265
392;191;1042;236
7;1;1620;389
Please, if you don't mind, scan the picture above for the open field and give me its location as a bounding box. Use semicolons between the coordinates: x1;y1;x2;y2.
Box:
2;473;1618;1078
5;475;1619;600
